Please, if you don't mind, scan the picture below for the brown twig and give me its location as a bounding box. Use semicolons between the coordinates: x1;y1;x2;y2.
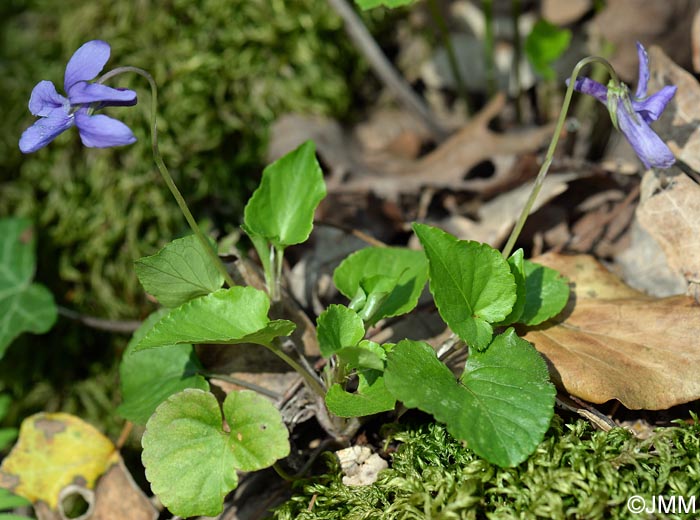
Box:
58;306;141;334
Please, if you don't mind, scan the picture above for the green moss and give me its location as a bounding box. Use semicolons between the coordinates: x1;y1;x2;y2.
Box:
0;0;371;317
275;415;700;519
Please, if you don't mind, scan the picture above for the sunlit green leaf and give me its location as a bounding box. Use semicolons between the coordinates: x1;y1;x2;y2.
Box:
317;305;365;358
244;140;326;248
135;234;224;307
326;371;395;417
334;247;428;325
413;223;515;350
142;389;289;517
519;260;570;325
384;330;555;467
336;340;386;371
134;287;295;351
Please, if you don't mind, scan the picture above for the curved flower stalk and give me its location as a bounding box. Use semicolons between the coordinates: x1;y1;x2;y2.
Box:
19;40;137;153
569;42;676;169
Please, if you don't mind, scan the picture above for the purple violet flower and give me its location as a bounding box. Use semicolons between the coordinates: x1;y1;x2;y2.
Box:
569;42;677;169
19;40;137;154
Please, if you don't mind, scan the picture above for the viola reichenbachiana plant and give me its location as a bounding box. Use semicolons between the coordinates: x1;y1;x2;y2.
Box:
5;36;678;516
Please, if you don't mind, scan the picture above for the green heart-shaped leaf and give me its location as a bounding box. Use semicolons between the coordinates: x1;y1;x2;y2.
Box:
413;223;516;350
117;310;209;425
142;388;289;517
244;140;326;248
0;219;56;359
384;329;555;467
134;287;295;351
135;234;224;307
316;304;365;358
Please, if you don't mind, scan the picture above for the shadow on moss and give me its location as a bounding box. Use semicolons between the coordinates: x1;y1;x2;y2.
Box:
275;415;700;519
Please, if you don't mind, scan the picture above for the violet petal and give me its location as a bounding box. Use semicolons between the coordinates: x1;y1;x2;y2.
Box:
19;110;74;153
616;104;675;169
632;85;677;123
68;81;137;106
635;42;649;99
28;81;67;117
64;40;111;92
75;112;136;148
569;77;608;104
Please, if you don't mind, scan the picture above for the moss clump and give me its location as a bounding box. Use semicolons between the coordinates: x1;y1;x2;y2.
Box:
1;0;369;317
275;415;700;519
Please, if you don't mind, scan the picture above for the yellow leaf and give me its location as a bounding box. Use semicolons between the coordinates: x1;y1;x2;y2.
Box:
0;413;118;508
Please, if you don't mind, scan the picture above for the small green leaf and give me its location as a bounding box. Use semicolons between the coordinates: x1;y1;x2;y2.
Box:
134;287;295;351
498;249;526;326
0;219;57;360
316;305;365;358
336;340;386;371
384;330;555;467
135;234;224;307
334;247;428;324
518;260;570;325
142;388;289;517
244;140;326;248
355;0;415;9
117;310;209;425
413;223;516;350
525;19;572;80
325;371;395;417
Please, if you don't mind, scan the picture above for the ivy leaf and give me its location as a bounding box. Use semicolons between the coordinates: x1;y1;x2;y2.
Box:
518;259;570;325
135;234;224;308
0;218;57;360
142;389;289;518
413;223;516;350
243;140;326;248
325;371;395;417
133;287;295;351
316;304;365;358
355;0;415;9
117;310;209;425
384;330;555;467
334;247;428;324
525;19;572;80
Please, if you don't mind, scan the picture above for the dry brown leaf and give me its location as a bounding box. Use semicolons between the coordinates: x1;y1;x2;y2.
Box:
589;1;699;82
636;170;700;293
92;458;157;520
648;46;700;172
268;95;553;200
522;253;700;410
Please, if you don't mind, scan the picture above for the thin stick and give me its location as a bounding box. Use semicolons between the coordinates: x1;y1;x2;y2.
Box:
97;66;236;288
202;372;282;400
501;56;620;258
326;0;447;140
58;306;141;333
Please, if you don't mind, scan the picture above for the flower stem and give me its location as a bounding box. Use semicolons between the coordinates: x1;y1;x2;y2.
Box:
267;338;326;398
97;66;236;288
501;56;619;258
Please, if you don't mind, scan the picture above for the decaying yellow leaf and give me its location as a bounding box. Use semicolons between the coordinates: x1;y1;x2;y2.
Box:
0;413;118;509
522;253;700;410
